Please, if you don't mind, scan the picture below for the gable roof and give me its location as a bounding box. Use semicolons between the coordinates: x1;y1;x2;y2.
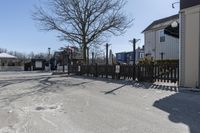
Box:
0;53;17;59
142;14;179;33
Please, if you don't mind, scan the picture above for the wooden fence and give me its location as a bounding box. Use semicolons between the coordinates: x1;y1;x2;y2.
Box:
68;64;179;83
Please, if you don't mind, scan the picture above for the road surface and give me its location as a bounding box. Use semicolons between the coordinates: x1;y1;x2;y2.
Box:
0;72;199;133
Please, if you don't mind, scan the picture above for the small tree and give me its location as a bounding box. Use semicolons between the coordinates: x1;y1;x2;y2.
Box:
33;0;133;64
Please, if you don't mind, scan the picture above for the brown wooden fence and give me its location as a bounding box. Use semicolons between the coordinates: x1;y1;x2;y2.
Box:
68;64;179;83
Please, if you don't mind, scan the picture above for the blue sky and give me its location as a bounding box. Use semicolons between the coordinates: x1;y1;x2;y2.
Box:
0;0;179;54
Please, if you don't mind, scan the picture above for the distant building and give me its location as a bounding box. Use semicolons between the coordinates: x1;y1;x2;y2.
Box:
143;14;179;60
116;47;144;64
0;53;17;66
0;53;24;71
31;59;46;71
51;46;84;69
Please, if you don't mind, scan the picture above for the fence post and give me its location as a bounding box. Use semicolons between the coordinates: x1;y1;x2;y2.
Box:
86;64;89;76
68;65;70;75
78;65;81;75
95;63;98;77
112;65;115;79
136;65;140;81
133;64;136;81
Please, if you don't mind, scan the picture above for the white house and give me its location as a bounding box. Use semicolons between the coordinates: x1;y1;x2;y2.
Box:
143;15;179;60
179;0;200;88
0;53;24;71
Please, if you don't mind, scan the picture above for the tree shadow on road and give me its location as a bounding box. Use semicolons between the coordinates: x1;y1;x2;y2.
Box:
71;76;179;95
102;83;129;95
0;76;93;107
153;92;200;133
132;82;178;92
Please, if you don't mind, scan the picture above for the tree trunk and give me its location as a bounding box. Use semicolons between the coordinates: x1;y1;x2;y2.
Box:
83;44;87;64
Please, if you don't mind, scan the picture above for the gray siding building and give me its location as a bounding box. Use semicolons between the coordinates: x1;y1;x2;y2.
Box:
143;15;179;60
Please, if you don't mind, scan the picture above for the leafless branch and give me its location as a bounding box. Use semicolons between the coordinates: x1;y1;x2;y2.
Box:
32;0;133;63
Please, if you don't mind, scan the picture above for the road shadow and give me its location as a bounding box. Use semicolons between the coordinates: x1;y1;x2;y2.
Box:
153;92;200;133
0;76;50;88
70;75;130;85
102;83;129;95
71;76;179;93
132;82;178;92
0;76;93;107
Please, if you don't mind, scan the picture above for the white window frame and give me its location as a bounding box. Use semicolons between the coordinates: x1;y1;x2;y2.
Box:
160;30;165;42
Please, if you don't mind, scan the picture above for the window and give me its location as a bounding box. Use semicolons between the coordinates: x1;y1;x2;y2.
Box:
140;53;144;58
117;54;121;60
160;30;165;42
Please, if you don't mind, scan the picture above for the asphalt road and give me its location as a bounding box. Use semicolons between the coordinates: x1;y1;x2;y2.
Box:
0;72;199;133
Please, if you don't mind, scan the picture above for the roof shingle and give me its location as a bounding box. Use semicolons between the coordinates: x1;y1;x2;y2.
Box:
142;14;179;33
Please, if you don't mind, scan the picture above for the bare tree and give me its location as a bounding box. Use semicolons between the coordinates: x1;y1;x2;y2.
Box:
33;0;133;64
0;48;7;53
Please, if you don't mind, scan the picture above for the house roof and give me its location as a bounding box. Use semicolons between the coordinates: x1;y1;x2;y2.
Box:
181;0;200;9
142;14;179;33
0;53;17;59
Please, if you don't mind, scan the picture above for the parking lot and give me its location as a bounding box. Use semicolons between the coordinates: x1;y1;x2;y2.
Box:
0;72;199;133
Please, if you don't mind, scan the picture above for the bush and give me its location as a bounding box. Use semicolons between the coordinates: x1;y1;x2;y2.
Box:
138;58;179;65
138;57;154;65
155;60;179;65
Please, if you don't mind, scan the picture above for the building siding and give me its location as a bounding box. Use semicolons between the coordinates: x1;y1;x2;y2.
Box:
179;12;185;87
180;5;200;88
144;31;156;58
144;30;179;60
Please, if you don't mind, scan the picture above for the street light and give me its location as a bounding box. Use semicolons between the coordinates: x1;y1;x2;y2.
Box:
171;21;179;28
172;2;179;9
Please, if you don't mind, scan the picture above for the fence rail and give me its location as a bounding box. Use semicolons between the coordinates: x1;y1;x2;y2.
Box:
69;64;179;83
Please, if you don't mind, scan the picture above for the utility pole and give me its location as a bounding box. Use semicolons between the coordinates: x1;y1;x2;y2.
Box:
106;43;109;78
133;39;136;66
106;43;109;65
133;39;136;80
48;47;51;71
105;43;111;78
129;38;140;80
62;51;65;72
